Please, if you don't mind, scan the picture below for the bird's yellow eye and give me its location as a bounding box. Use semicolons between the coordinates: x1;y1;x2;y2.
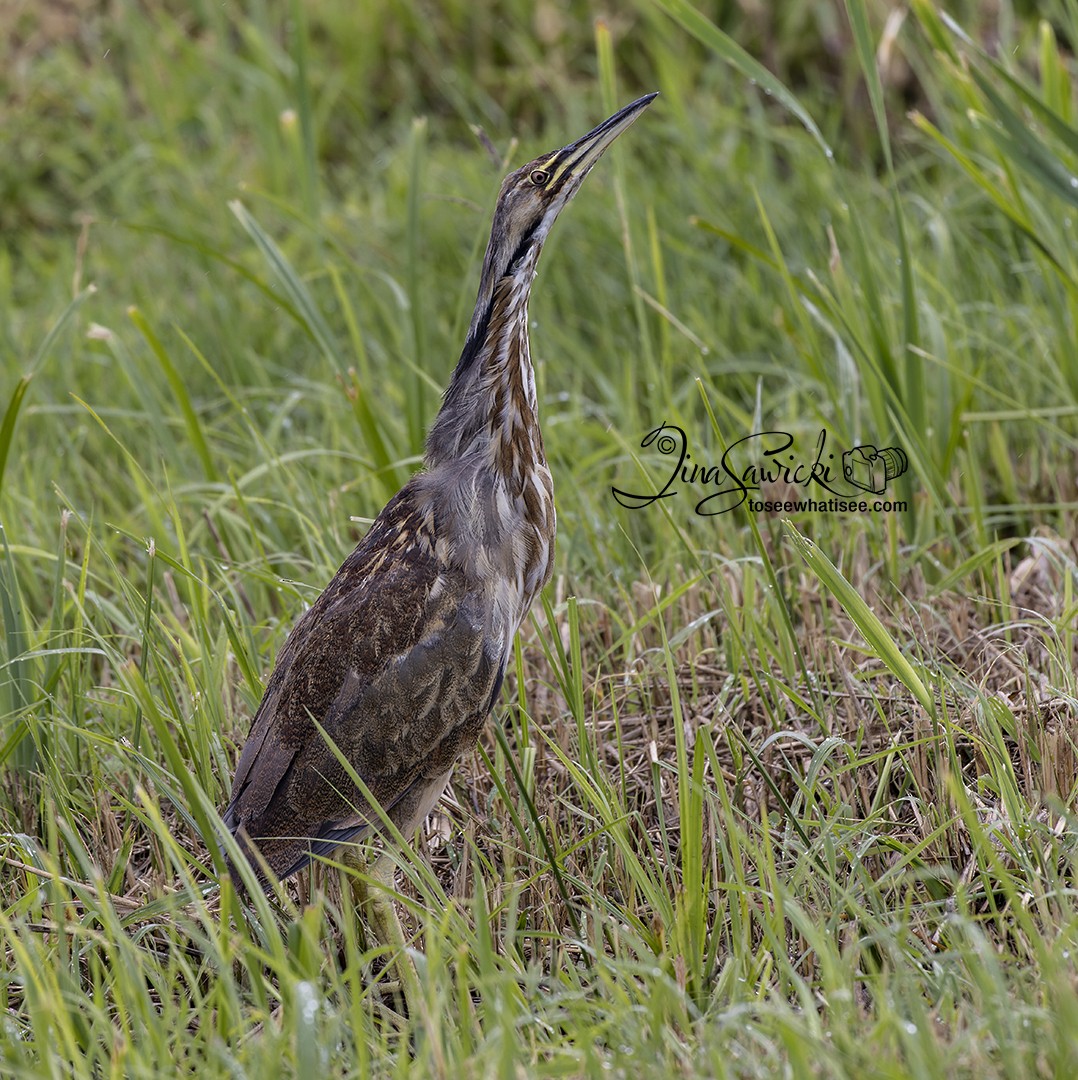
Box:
529;169;550;187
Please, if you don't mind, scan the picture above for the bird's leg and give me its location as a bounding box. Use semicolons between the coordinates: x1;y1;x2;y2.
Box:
341;846;421;1012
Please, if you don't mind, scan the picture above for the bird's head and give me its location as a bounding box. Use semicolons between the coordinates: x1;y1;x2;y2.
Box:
466;93;658;341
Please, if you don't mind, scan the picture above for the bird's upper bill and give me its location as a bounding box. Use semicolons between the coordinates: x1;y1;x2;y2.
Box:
541;92;659;193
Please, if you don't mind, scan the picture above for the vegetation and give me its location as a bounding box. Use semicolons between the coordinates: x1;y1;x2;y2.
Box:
2;0;1077;1075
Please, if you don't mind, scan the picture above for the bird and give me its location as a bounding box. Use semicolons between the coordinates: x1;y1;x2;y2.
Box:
221;92;657;970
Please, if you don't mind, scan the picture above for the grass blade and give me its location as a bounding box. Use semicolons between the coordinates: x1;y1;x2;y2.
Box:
784;520;936;718
127;307;219;483
650;0;831;157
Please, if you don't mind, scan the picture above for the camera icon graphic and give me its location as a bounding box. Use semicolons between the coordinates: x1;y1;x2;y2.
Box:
842;444;908;494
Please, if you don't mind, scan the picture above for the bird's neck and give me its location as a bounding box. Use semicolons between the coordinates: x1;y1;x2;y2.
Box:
425;267;546;491
419;260;557;613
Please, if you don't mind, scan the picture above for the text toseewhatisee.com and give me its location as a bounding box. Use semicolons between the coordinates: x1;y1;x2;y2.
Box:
746;497;908;514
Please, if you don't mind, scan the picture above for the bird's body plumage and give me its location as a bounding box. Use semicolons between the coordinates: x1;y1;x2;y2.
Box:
224;93;656;887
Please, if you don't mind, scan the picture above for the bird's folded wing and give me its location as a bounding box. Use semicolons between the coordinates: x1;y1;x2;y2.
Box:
223;491;503;880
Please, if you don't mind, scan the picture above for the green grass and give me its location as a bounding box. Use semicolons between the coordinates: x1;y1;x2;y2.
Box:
2;0;1078;1075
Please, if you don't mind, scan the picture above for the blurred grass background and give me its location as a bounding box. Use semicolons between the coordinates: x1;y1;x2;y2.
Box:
2;0;1078;1076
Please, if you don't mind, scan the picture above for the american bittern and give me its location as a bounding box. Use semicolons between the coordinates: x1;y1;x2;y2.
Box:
222;93;656;970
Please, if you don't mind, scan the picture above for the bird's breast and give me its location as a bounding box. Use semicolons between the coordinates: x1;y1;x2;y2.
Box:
417;459;555;638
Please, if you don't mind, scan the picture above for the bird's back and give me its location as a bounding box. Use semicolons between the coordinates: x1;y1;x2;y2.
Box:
224;475;506;880
224;456;551;882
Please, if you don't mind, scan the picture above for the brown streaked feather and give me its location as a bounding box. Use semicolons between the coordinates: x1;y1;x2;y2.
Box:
224;481;502;881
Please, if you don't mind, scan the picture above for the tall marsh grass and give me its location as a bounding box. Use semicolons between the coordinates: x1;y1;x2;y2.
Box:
1;0;1076;1075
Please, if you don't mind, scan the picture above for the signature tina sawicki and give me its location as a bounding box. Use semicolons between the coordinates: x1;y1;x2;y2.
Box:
611;422;909;517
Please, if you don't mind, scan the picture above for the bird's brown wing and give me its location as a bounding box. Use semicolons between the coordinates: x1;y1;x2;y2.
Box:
223;487;503;882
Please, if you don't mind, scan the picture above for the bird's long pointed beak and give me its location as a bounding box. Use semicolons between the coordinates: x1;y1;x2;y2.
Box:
553;92;658;186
